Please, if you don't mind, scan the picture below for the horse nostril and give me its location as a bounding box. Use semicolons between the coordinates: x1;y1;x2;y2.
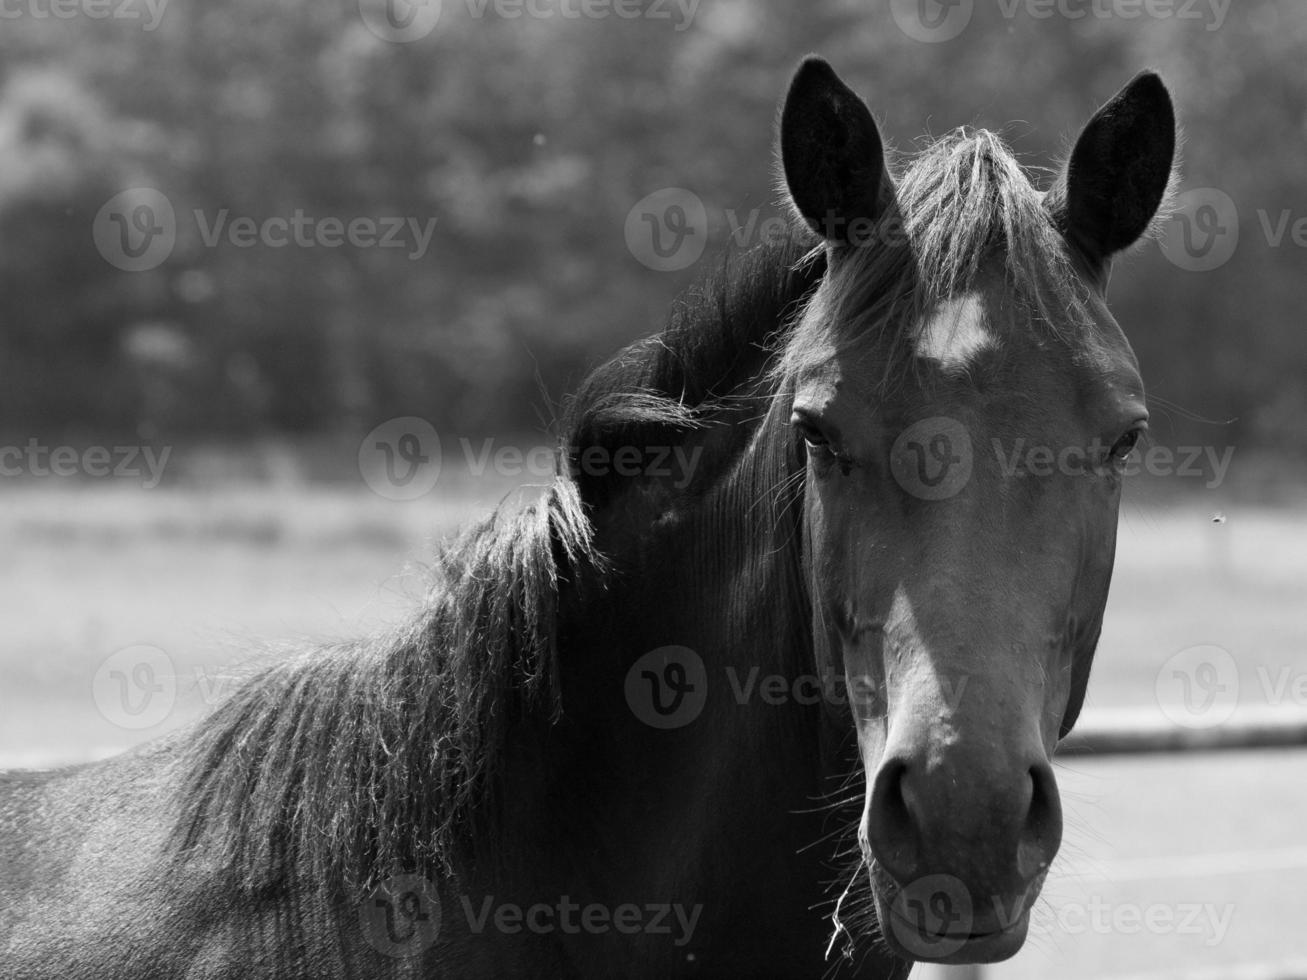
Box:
1017;761;1063;881
865;757;922;883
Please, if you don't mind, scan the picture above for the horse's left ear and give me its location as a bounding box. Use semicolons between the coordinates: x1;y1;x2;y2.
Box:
1046;71;1176;269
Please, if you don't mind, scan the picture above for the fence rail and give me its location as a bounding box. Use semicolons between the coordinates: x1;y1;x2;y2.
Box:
1058;706;1307;756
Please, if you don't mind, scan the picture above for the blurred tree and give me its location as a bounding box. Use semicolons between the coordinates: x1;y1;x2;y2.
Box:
0;0;1299;460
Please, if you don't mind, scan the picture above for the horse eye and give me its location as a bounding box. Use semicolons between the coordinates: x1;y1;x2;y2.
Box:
790;413;833;454
1109;427;1143;462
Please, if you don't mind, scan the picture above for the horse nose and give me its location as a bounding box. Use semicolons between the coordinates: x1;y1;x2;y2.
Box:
865;753;1062;891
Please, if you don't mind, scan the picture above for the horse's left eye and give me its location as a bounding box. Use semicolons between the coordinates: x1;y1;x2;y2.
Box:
1109;427;1143;463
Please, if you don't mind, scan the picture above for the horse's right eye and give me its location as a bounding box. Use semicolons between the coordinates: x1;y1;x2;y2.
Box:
790;414;832;453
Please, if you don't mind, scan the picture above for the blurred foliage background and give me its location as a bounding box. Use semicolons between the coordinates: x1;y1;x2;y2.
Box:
0;0;1302;465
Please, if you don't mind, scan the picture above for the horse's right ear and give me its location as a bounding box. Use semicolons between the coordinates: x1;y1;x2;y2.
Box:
779;56;889;246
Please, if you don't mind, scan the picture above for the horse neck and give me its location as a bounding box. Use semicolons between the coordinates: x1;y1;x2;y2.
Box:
577;392;810;700
491;396;834;877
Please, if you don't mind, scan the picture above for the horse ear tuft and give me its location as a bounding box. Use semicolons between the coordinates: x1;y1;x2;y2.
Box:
778;56;889;246
1046;71;1178;268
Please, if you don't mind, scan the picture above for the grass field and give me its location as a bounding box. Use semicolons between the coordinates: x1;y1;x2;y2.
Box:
1;475;1304;978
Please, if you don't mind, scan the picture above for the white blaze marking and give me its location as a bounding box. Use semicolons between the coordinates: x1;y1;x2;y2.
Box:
916;295;997;372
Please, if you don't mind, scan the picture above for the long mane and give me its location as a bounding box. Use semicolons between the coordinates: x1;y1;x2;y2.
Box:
171;482;594;892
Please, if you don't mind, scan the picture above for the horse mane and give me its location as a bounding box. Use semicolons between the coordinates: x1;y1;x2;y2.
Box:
169;232;828;895
776;128;1093;390
171;480;595;893
561;229;826;460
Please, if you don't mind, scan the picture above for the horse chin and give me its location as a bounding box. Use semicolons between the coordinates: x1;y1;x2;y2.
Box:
866;862;1044;965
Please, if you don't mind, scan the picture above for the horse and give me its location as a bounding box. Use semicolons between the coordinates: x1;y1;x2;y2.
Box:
0;57;1176;978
